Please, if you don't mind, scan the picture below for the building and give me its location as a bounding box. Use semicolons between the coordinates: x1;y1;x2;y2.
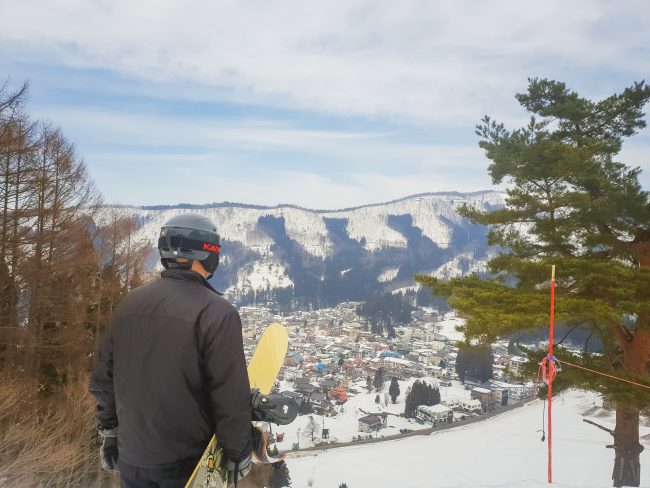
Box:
381;356;415;378
416;404;453;424
491;387;508;407
444;397;482;415
471;386;492;412
508;356;527;375
471;387;498;411
491;380;533;401
358;414;383;433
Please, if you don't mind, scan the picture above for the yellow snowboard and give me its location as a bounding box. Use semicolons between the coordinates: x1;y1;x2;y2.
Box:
185;323;288;488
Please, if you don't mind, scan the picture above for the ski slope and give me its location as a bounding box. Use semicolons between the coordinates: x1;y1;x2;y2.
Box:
283;390;650;488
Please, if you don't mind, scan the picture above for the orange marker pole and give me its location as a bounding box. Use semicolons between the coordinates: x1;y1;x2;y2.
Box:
548;265;556;484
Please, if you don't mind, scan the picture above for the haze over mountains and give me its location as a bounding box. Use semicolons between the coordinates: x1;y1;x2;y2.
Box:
111;191;504;310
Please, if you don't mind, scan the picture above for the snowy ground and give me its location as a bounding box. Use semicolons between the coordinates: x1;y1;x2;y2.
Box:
432;312;466;342
273;377;476;450
281;389;650;488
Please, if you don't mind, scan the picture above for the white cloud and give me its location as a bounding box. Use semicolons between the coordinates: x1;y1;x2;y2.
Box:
2;0;649;123
91;149;495;209
1;0;648;207
38;106;494;207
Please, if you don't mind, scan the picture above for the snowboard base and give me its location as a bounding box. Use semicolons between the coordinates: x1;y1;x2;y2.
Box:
186;435;228;488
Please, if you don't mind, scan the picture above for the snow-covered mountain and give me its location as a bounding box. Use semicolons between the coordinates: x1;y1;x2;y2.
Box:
107;191;504;309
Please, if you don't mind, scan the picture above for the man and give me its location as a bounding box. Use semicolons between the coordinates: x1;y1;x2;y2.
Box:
90;214;253;488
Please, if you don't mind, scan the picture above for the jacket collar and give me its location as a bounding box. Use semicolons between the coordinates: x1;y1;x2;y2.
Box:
160;269;223;295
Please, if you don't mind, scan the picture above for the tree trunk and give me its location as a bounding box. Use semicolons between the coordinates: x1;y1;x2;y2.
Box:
611;309;650;486
609;235;650;487
610;403;643;487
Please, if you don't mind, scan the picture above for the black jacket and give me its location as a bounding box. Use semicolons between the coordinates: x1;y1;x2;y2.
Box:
89;269;253;468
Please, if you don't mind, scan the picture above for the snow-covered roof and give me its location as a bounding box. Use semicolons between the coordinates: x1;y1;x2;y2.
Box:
358;414;382;425
382;357;414;366
472;387;491;394
417;404;452;414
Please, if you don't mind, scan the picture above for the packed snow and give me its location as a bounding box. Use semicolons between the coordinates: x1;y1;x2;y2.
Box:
281;389;650;488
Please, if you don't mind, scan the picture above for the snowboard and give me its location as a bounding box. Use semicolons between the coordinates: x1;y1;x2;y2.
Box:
185;322;289;488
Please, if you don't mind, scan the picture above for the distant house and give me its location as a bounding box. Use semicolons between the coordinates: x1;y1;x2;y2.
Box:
508;356;527;375
294;378;316;395
285;353;303;367
313;398;335;416
280;390;304;407
444;397;483;415
491;387;508;407
382;357;415;375
490;380;533;401
294;377;311;388
427;366;444;378
358;414;383;433
430;355;445;367
416;404;453;424
309;392;327;406
395;345;411;356
319;378;338;390
430;340;447;353
471;387;500;412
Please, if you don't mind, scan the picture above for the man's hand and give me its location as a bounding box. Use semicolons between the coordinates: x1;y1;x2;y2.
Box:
98;427;119;472
226;452;252;486
250;389;298;425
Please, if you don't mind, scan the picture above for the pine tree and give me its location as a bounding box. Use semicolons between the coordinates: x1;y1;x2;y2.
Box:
404;385;414;418
373;367;385;391
456;344;493;383
417;78;650;487
389;377;401;403
404;380;441;418
269;462;292;488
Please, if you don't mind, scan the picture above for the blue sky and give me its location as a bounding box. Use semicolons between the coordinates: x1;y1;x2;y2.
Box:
1;0;649;208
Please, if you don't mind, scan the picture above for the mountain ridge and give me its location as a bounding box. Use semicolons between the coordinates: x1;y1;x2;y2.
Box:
115;190;502;214
101;191;504;310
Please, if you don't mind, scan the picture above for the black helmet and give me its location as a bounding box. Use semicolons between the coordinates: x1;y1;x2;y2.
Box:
158;214;221;277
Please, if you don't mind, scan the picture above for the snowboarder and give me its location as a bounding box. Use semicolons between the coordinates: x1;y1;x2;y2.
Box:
90;214;253;487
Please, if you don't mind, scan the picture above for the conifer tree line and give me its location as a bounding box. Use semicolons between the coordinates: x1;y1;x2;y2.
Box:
357;291;416;337
417;79;650;487
404;380;441;418
0;80;150;487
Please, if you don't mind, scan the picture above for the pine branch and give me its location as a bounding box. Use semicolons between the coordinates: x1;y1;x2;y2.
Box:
583;418;614;436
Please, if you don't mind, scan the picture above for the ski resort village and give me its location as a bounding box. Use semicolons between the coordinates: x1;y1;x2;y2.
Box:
239;303;538;449
238;304;650;488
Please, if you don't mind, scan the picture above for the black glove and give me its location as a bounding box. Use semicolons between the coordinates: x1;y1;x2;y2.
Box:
98;427;119;472
251;389;298;425
226;452;252;486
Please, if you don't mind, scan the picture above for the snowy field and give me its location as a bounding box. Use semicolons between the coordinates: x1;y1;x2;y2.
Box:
433;312;467;342
282;389;650;488
273;376;476;450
